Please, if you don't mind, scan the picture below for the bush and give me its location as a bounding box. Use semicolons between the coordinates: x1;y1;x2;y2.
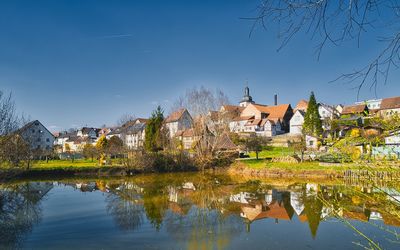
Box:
318;153;352;163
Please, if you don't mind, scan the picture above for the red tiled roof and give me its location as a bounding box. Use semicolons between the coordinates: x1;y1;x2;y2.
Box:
252;104;291;119
295;99;309;111
221;105;245;113
165;109;188;123
232;116;254;122
341;104;367;115
380;96;400;110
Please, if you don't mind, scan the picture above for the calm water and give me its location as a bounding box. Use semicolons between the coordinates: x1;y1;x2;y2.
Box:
1;173;400;250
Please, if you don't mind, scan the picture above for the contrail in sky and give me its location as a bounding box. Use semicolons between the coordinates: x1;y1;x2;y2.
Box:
98;34;133;39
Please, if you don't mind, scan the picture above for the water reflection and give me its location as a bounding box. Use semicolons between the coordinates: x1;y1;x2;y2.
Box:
1;174;400;249
0;182;53;249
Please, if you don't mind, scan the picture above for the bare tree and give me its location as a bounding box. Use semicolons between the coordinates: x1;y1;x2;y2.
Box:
171;87;233;167
247;0;400;97
0;91;19;135
171;86;230;117
117;113;136;127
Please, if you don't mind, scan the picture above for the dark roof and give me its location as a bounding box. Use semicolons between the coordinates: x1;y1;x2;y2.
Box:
80;127;96;134
125;123;146;135
18;120;55;138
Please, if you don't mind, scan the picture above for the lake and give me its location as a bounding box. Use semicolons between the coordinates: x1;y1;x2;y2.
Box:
1;173;399;249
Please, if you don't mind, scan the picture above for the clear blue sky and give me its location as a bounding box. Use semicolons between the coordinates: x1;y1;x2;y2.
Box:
1;0;399;131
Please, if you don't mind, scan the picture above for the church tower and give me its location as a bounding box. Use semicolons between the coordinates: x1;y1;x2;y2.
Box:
239;85;255;107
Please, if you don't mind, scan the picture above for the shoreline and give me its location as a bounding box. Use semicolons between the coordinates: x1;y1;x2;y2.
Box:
2;160;400;182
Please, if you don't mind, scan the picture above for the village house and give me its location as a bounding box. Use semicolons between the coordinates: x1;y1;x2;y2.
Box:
378;96;400;117
289;109;305;135
76;127;98;139
290;100;339;135
18;120;55;151
164;108;193;138
175;128;196;150
341;104;369;117
355;98;382;111
227;87;293;137
124;119;147;150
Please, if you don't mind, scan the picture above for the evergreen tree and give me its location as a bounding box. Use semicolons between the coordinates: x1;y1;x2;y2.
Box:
303;92;323;136
145;106;165;152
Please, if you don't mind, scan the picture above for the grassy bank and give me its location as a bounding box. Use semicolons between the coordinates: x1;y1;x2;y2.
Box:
230;157;400;180
248;147;293;159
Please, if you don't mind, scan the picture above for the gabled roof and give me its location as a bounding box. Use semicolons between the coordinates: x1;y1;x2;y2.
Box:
341;104;368;115
165;108;189;123
79;127;96;134
214;134;238;151
18;120;55;138
232;116;254;122
295;99;309;111
125;123;146;135
251;103;292;119
380;96;400;110
221;105;245;113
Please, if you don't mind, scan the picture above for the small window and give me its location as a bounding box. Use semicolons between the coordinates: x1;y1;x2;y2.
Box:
309;141;314;146
31;129;35;133
37;138;41;142
46;138;50;142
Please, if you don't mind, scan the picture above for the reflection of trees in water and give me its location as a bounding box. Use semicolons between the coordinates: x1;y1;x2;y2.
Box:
164;208;243;250
105;187;144;232
0;182;52;249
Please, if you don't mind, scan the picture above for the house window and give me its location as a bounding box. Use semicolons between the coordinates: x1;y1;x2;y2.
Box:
46;138;50;142
37;138;41;142
309;141;314;146
31;129;35;133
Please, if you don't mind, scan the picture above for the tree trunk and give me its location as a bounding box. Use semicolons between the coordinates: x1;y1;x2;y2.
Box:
256;151;259;160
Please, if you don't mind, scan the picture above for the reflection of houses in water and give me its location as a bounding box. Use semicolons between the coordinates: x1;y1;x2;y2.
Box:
29;182;53;196
290;191;304;216
238;190;294;224
306;183;318;196
370;211;383;221
182;182;196;191
168;186;178;203
343;205;371;222
229;192;253;204
75;182;96;192
380;188;400;204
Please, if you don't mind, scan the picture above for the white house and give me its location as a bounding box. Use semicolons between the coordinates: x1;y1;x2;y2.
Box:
229;116;282;137
355;99;382;111
76;127;98;139
318;103;339;120
378;96;400;117
124;120;147;150
385;131;400;145
19;120;55;151
164;108;193;138
289;110;305;135
305;135;319;150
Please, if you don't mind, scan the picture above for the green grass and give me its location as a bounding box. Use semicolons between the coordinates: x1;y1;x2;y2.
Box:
237;158;400;172
248;147;293;159
33;159;99;169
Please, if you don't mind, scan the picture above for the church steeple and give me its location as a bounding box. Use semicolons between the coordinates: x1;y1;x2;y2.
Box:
239;83;255;107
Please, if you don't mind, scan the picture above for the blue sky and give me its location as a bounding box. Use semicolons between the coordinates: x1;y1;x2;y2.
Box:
1;0;399;131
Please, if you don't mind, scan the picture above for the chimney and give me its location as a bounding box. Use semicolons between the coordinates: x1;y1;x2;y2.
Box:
274;94;278;106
